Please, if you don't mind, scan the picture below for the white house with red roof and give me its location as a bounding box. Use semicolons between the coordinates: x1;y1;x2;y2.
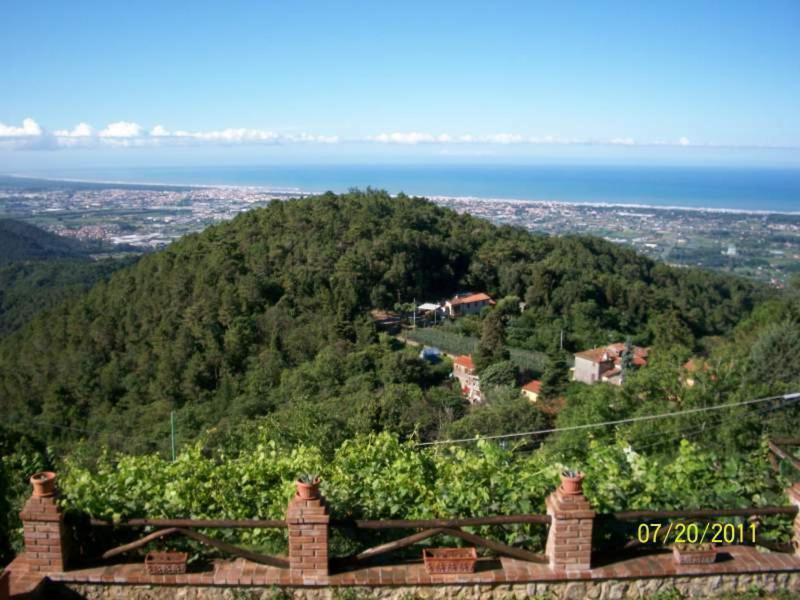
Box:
452;354;483;404
445;292;494;317
521;379;541;402
573;343;649;386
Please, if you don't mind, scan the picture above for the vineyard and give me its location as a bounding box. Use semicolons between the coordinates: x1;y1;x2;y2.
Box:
52;431;792;560
405;327;547;374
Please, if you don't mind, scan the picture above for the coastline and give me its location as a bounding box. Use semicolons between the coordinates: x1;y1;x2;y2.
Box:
3;172;800;217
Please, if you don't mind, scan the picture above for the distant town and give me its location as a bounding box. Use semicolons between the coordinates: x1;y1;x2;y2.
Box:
1;176;798;285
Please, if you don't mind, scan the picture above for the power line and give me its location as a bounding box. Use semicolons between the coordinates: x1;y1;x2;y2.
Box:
417;392;800;447
511;397;794;459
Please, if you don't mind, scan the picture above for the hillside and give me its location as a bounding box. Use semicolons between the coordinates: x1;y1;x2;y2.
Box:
0;218;138;336
0;190;767;455
0;258;135;337
0;218;88;262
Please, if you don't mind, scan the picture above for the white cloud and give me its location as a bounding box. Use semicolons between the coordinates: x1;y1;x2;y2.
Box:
0;118;43;138
99;121;143;138
1;117;787;151
54;122;93;138
146;126;338;145
481;133;524;144
370;132;578;145
149;124;170;137
369;132;452;144
176;127;280;143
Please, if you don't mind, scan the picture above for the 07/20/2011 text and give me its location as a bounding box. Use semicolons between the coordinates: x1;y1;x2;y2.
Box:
637;522;757;545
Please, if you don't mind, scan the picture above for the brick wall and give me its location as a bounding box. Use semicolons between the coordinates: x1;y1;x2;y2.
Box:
286;494;330;583
545;480;594;571
18;493;68;573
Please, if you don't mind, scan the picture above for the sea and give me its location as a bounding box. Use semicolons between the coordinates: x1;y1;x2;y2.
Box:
13;164;800;213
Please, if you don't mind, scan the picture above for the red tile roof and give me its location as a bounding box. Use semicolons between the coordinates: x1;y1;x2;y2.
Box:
574;347;614;363
522;380;541;394
574;343;649;367
450;292;493;306
454;355;475;370
683;358;708;372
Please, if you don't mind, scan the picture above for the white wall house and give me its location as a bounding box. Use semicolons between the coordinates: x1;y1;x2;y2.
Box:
452;354;483;404
573;343;649;386
445;292;493;318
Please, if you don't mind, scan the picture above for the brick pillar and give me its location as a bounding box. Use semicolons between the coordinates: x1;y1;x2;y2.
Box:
19;479;68;573
545;478;594;571
286;492;329;583
786;483;800;555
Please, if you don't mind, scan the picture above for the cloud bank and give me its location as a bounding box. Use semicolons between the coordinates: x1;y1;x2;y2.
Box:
0;118;790;151
0;118;340;150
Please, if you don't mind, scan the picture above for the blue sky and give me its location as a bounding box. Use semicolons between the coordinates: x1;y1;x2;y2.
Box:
1;0;799;169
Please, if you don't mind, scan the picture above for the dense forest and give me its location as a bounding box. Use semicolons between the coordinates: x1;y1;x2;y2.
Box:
0;219;136;337
1;190;798;562
0;190;765;452
0;258;135;337
0;218;89;263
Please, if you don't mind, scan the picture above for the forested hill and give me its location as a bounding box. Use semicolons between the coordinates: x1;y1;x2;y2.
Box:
0;220;137;337
0;218;88;263
0;190;765;454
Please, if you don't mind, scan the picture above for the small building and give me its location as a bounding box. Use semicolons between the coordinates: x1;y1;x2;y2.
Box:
573;343;649;386
417;302;442;313
452;354;483;404
445;292;494;318
682;358;711;387
369;309;401;333
521;379;541;402
417;302;446;325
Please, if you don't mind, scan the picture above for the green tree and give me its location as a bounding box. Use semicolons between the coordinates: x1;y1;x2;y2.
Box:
479;360;517;387
474;311;509;371
619;338;634;383
539;344;569;400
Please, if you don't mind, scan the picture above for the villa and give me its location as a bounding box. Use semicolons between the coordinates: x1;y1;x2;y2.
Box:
452;354;483;403
445;292;494;317
573;343;649;386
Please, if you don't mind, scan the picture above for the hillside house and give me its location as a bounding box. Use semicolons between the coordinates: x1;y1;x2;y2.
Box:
573;343;649;386
445;292;494;317
521;379;541;402
452;354;483;404
682;358;711;387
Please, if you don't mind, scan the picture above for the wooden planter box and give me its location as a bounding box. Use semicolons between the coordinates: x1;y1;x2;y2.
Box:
423;547;478;574
145;551;188;575
673;544;716;565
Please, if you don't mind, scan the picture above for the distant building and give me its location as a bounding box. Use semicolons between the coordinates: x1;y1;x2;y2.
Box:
417;302;446;325
369;309;401;333
445;292;494;318
452;354;483;404
681;358;710;387
573;343;649;386
417;302;442;312
521;379;541;402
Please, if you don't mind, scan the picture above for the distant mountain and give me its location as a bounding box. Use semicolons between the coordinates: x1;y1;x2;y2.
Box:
0;219;137;336
0;218;88;263
0;257;136;337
